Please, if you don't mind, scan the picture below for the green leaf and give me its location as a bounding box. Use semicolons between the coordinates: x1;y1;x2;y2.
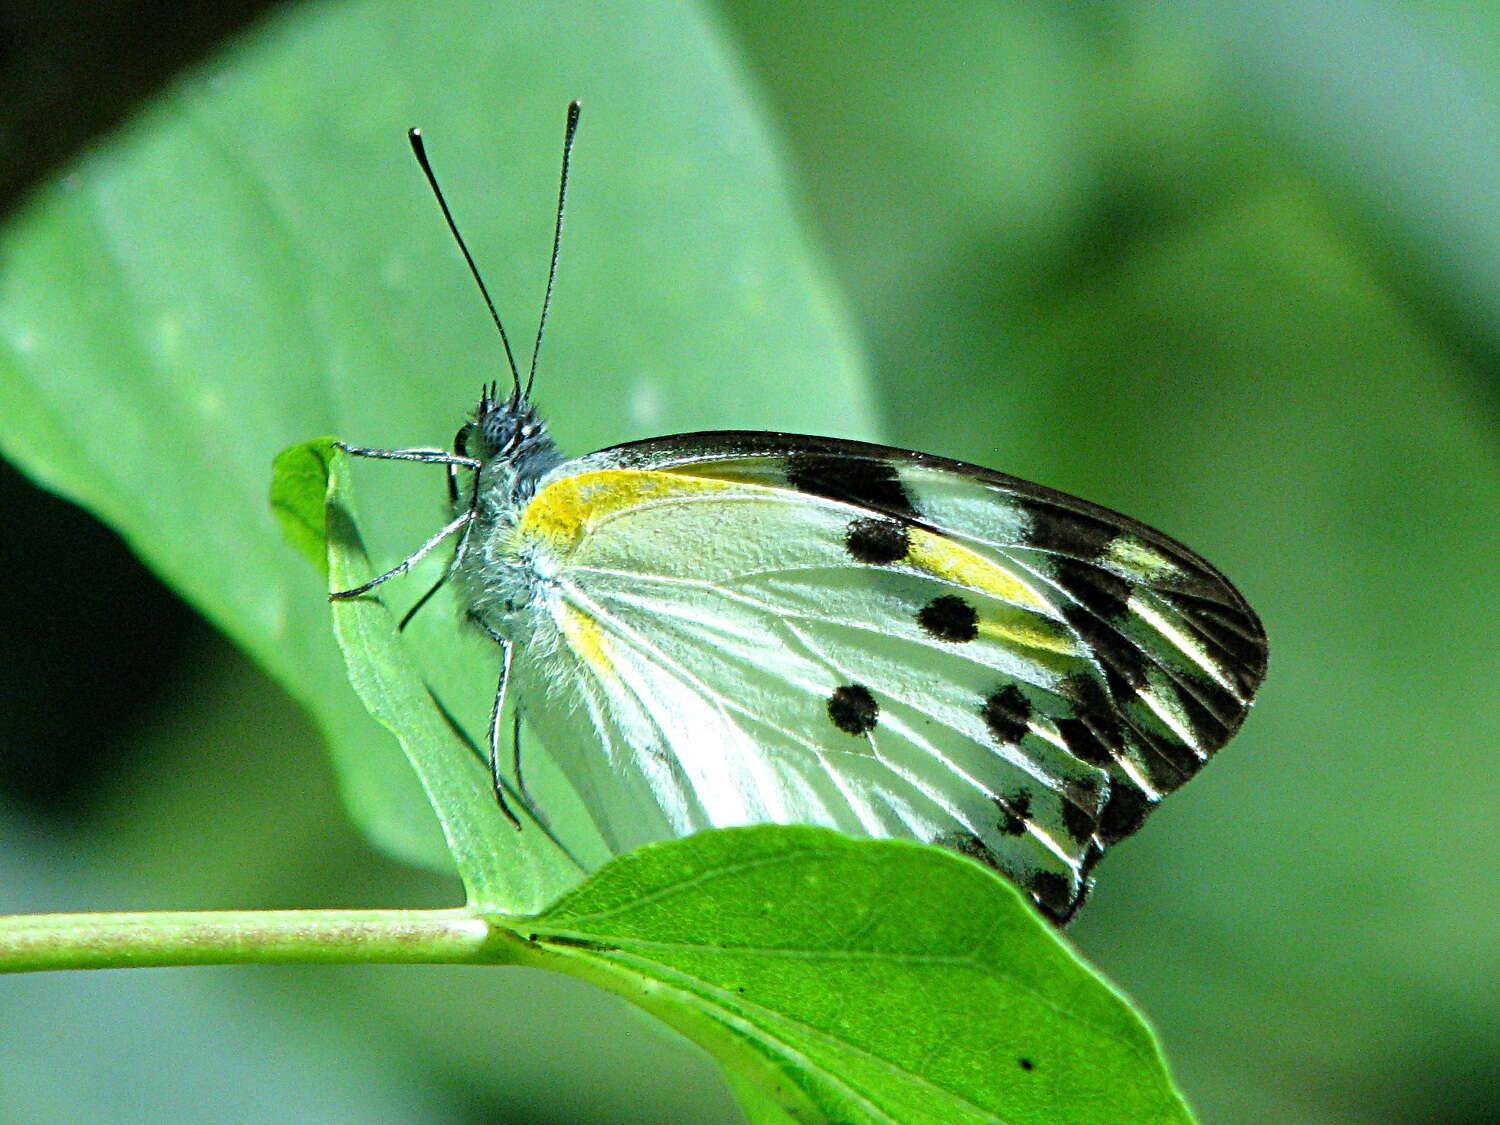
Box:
270;438;584;912
0;0;874;876
269;439;336;578
519;826;1196;1125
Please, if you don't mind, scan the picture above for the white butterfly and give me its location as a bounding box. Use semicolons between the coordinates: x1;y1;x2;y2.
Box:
334;106;1267;924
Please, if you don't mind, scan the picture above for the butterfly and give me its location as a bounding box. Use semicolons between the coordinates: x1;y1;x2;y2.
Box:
333;104;1268;924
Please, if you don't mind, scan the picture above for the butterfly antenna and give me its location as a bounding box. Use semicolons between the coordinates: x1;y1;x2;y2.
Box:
408;127;524;398
524;100;581;401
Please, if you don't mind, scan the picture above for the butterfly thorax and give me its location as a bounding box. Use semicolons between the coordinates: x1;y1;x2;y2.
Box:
452;389;567;634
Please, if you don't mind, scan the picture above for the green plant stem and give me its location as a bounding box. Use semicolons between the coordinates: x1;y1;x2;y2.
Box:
0;907;526;973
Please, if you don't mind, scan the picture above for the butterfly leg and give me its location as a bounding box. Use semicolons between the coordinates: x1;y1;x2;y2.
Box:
331;443;482;605
466;614;555;832
398;573;449;631
512;707;529;812
484;638;523;830
510;707;554;832
334;442;480;470
397;514;478;632
329;510;472;599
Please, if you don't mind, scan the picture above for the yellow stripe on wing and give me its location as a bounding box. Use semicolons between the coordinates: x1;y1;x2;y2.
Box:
907;528;1049;610
521;469;735;551
559;602;616;678
977;614;1079;656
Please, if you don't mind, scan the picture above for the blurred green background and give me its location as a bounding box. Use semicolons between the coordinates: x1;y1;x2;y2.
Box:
1;1;1497;1122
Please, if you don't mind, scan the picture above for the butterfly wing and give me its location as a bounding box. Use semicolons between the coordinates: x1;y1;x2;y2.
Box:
507;432;1267;922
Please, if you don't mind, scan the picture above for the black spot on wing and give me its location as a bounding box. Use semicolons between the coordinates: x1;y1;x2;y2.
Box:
1098;780;1154;843
1056;674;1127;766
1131;725;1197;791
1050;555;1156;706
1060;600;1148;699
1060;798;1097;845
844;517;910;564
1058;672;1191;798
1022;498;1120;560
785;453;918;517
1027;870;1079;923
1060;777;1102;843
993;790;1031;837
1065;676;1215;808
827;684;879;735
1070;678;1195;792
1056;717;1114;767
933;829;1092;927
1054;557;1132;622
982;685;1031;745
917;595;979;642
1169;670;1243;750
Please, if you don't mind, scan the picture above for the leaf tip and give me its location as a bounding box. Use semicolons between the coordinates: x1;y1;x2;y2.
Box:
269;436;340;576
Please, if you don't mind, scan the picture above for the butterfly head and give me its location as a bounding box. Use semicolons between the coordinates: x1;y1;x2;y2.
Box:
458;382;563;500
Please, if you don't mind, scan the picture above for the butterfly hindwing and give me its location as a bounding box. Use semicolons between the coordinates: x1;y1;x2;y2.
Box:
506;431;1267;922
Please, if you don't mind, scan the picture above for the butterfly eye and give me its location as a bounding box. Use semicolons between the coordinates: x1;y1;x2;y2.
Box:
482;414;507;451
453;424;470;456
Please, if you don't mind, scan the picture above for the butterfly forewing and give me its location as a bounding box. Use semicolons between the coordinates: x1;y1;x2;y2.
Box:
508;432;1266;922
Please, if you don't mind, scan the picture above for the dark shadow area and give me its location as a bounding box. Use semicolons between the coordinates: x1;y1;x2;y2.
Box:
0;0;282;217
0;456;214;815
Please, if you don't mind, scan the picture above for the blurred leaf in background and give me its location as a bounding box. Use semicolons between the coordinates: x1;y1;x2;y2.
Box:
0;1;1496;1123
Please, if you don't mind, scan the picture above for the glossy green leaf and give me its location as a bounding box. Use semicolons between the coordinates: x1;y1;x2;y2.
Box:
519;826;1196;1125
